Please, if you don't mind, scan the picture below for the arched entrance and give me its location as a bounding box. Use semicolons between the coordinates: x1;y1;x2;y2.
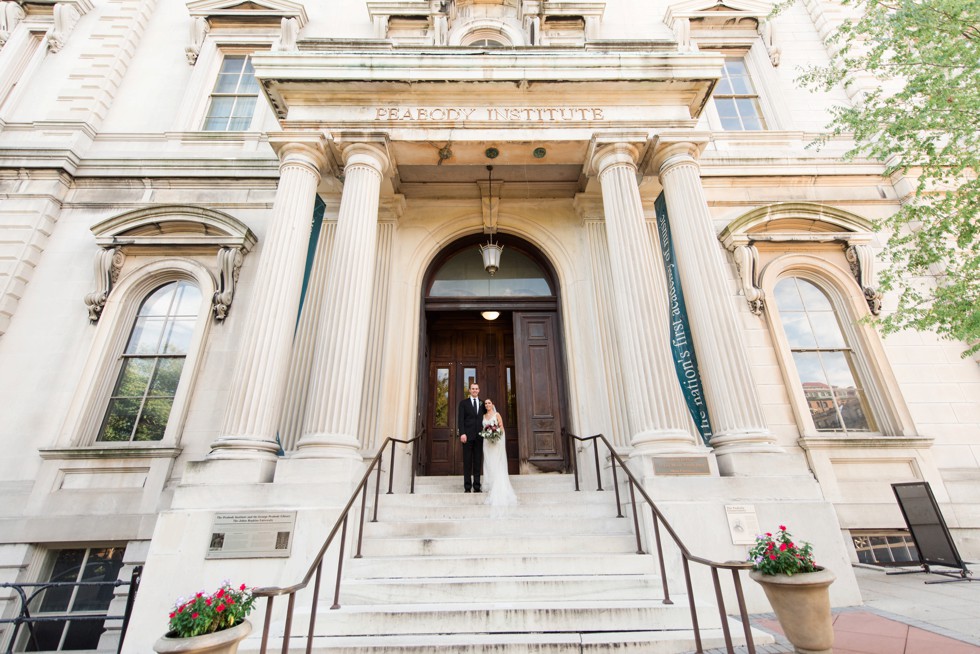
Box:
418;234;568;476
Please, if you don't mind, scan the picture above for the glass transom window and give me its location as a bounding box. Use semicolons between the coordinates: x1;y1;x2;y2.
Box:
714;58;767;131
98;281;201;442
429;248;552;297
203;54;259;131
775;277;875;433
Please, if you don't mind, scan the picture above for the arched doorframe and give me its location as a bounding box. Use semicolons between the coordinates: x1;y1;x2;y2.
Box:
416;232;570;476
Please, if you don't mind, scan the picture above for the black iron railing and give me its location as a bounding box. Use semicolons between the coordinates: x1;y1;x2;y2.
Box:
566;430;756;654
0;565;142;654
253;429;423;654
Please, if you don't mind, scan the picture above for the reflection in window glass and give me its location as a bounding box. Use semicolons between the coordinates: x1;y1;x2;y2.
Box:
203;54;259;131
27;547;126;651
429;248;552;297
462;368;477;396
98;281;201;442
775;277;875;433
714;58;767;131
434;368;449;427
506;367;516;427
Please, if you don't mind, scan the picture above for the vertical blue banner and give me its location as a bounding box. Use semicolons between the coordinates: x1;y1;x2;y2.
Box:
654;193;713;445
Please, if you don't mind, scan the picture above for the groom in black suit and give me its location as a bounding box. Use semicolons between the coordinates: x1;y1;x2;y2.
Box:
457;382;486;493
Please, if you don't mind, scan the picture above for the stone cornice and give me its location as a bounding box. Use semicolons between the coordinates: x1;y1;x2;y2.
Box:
797;436;934;451
252;48;724;121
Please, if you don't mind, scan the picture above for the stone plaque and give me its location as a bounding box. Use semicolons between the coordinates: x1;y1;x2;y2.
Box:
206;511;297;560
725;504;761;546
651;456;711;476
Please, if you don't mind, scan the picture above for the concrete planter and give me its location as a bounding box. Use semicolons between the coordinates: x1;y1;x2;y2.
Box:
750;568;835;654
153;620;252;654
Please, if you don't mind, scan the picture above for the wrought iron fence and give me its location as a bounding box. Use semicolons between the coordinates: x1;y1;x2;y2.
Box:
0;565;141;654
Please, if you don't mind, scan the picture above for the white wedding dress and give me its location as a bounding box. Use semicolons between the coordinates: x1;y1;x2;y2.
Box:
482;413;518;510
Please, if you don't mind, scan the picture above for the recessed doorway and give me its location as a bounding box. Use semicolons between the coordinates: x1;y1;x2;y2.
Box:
417;235;568;476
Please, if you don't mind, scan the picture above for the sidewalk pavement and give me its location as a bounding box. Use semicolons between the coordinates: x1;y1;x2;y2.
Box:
700;564;979;654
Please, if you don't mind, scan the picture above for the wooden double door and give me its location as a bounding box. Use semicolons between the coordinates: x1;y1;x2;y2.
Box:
423;312;566;476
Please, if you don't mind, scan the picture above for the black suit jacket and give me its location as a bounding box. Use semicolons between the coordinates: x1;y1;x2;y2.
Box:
457;397;486;439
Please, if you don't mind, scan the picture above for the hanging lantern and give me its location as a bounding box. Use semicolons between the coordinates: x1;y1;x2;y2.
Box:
480;164;504;276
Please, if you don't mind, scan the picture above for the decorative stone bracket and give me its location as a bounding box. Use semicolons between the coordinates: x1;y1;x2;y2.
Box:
731;243;764;315
84;247;125;322
49;2;81;53
0;1;25;46
845;243;882;315
212;246;245;320
274;16;299;51
185;16;208;64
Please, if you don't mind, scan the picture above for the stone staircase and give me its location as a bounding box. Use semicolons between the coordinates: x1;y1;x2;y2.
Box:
263;474;767;653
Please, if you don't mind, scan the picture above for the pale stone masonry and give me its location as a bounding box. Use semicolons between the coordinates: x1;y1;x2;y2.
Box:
0;0;978;651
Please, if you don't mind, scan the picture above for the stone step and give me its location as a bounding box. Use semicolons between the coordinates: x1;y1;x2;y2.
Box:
372;501;622;521
346;552;661;578
358;532;640;557
339;573;667;604
411;475;583;494
298;599;723;637
378;489;623;515
362;516;634;538
250;627;763;654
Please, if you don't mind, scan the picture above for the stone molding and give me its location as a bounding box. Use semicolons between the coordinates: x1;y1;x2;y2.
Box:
664;0;780;65
88;204;257;322
186;0;308;29
845;243;882;315
48;0;92;53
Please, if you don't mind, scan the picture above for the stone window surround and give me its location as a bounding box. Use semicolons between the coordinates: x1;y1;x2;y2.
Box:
52;204;256;454
172;37;277;135
720;203;918;441
699;41;788;132
58;259;216;452
0;22;45;118
760;255;917;441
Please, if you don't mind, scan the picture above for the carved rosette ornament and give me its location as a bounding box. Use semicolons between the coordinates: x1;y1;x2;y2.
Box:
84;247;125;322
212;246;245;320
732;243;765;315
845;243;882;315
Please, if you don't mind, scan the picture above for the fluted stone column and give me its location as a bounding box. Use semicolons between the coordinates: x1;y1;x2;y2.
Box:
295;143;389;459
653;142;780;467
207;135;328;473
592;143;699;454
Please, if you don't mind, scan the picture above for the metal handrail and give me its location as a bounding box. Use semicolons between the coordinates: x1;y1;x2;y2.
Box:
253;429;423;654
0;565;142;654
566;430;755;654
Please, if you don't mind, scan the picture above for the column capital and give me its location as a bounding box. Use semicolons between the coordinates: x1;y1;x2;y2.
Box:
268;132;333;177
341;142;390;178
590;142;640;178
650;140;705;178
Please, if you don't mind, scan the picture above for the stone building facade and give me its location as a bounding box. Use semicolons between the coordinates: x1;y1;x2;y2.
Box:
0;0;977;650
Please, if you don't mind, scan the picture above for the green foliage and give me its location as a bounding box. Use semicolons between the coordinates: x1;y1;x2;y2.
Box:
797;0;980;356
748;526;818;576
167;583;256;638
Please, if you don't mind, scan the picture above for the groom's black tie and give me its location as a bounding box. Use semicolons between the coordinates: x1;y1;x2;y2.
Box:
472;398;478;412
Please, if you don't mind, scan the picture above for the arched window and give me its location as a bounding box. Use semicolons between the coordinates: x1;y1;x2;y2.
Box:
97;280;202;442
774;276;875;433
428;247;553;297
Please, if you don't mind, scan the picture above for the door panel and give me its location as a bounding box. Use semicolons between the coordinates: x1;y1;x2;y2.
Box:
514;312;566;473
424;316;519;475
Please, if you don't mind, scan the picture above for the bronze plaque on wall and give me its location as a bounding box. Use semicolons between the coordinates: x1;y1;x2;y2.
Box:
206;511;297;559
652;456;711;476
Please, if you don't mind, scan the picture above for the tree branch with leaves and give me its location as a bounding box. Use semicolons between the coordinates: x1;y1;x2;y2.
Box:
797;0;980;356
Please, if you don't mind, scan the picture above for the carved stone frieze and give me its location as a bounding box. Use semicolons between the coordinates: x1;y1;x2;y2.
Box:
212;246;245;320
845;243;882;315
732;243;764;315
84;247;125;322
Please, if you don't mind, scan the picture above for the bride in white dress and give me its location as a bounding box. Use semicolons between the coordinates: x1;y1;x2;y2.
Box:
481;400;518;510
